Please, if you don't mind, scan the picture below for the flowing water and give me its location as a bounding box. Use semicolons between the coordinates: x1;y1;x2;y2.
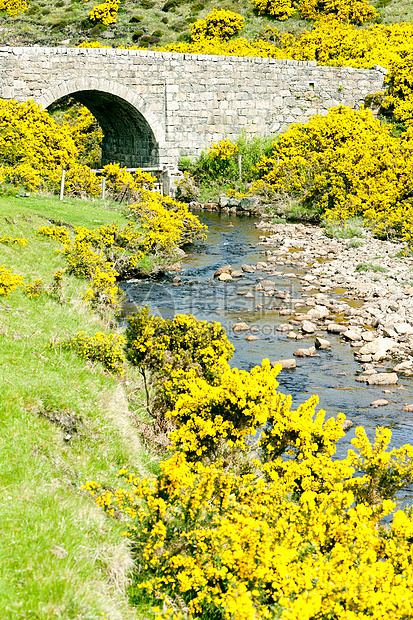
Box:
122;211;413;503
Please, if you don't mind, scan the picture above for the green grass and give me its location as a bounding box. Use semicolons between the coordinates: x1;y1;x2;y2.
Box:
323;217;365;239
0;193;154;619
347;239;364;248
277;199;321;222
2;193;126;227
377;0;413;23
355;262;388;272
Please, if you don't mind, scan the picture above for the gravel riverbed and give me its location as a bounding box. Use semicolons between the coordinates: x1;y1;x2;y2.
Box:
224;220;413;413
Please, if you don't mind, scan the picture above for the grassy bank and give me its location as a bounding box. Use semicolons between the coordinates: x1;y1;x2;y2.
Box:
0;193;154;619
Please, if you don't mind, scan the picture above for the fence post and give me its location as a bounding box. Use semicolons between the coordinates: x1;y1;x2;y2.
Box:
102;176;106;200
59;168;65;201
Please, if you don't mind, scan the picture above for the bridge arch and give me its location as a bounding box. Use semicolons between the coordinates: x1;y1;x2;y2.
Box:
37;77;165;168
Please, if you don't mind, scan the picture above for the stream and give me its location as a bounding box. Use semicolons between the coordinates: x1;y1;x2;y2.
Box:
122;211;413;503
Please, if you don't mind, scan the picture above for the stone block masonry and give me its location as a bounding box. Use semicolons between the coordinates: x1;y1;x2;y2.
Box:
0;46;386;168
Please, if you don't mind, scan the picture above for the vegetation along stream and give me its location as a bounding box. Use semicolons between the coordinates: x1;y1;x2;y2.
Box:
121;211;413;503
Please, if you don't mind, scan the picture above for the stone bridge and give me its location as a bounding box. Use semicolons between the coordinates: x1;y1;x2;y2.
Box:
0;46;386;169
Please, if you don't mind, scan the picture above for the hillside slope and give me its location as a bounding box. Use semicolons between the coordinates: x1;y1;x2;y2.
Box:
0;0;412;50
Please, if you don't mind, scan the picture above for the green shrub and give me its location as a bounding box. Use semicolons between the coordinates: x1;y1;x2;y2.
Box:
347;239;364;248
323;217;365;239
355;262;388;273
190;1;205;11
162;0;181;11
140;34;160;43
171;17;188;31
178;155;196;172
51;20;70;29
193;133;275;186
177;31;192;42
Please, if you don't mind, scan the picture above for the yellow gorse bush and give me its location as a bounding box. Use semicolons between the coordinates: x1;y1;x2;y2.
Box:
49;268;65;299
252;0;376;22
165;360;280;460
347;426;413;505
88;0;119;25
102;162;136;195
190;9;245;42
64;163;101;198
86;424;413;619
126;308;233;382
62;235;110;279
77;41;112;48
37;225;72;245
0;265;24;297
207;138;238;161
61;105;103;169
0;100;77;192
253;0;296;20
298;0;377;24
0;99;106;197
51;222;137;279
252;105;413;243
87;312;413;619
133;168;155;190
61;331;126;375
22;270;67;301
24;279;44;299
0;100;141;198
0;235;28;246
125;308;233;422
0;0;28;16
83;265;122;314
126;190;207;255
38;222;123;317
382;50;413;128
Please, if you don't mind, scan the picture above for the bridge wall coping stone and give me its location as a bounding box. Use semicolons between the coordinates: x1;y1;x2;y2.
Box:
1;45;332;67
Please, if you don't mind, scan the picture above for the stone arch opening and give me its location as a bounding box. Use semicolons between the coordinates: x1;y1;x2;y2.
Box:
47;90;159;168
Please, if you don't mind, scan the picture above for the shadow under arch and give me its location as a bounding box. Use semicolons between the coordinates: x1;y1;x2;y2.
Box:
40;80;163;168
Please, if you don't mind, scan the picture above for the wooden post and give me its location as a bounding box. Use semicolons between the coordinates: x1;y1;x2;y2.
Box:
102;176;106;200
59;168;65;201
238;154;242;181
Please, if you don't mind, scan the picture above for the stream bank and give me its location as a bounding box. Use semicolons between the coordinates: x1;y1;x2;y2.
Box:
121;211;413;501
